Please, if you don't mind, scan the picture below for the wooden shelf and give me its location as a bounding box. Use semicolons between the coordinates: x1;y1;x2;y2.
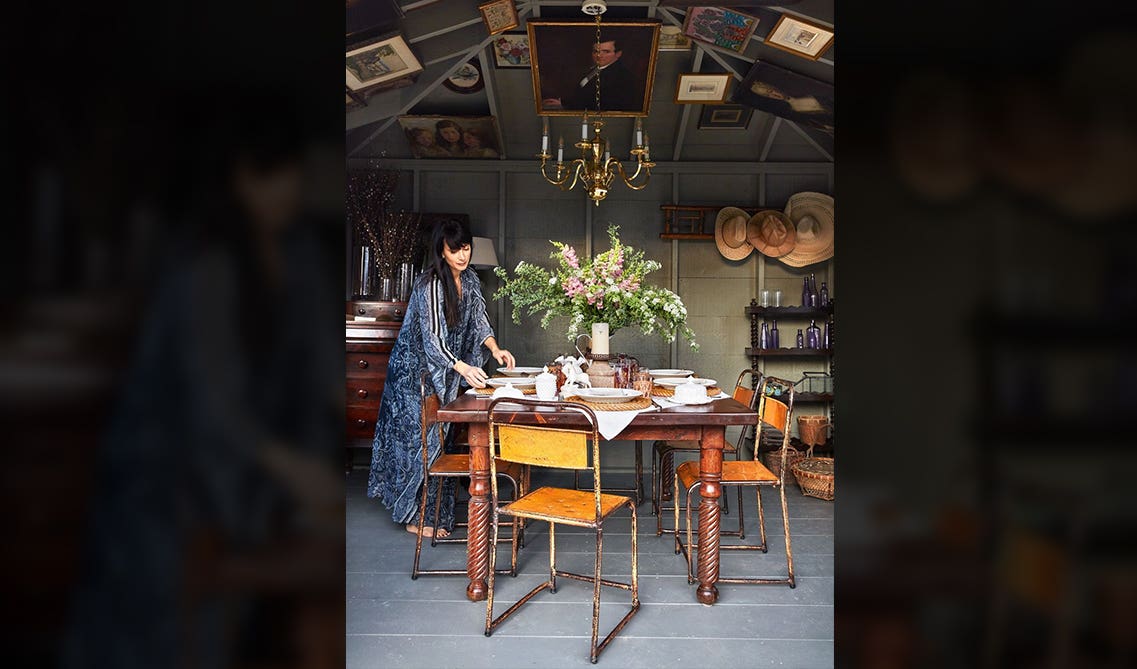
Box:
794;392;834;403
746;304;833;317
746;347;832;357
659;233;714;240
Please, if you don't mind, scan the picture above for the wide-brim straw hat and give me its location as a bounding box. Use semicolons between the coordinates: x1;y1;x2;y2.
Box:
780;192;834;267
747;210;796;258
714;207;753;261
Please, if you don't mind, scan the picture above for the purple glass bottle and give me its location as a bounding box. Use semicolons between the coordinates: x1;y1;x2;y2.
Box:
801;277;810;308
806;319;820;349
759;321;770;349
819;282;829;307
822;320;830;350
796;329;804;348
770;319;780;349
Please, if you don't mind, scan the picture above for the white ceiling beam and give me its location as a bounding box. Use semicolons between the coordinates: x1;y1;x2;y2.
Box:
671;46;704;161
784;119;832;162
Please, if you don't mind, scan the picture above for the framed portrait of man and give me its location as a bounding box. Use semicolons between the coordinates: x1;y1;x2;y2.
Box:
734;61;833;152
527;20;661;117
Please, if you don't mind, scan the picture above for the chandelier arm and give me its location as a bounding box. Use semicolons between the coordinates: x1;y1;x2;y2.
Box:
609;158;653;190
540;160;572;188
564;160;585;192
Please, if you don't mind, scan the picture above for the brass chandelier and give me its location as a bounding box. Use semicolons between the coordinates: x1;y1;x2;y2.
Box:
536;9;654;205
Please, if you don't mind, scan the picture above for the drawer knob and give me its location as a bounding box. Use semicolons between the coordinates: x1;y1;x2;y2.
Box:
394;308;403;318
357;389;368;399
357;359;369;369
355;419;368;427
357;307;366;315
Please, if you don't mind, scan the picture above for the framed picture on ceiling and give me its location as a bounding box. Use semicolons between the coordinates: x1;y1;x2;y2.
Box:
763;13;834;60
734;61;833;153
527;20;661;117
657;25;691;51
674;73;732;104
697;104;753;130
682;6;760;53
492;32;531;68
398;115;502;159
443;59;485;94
478;0;519;36
346;34;423;94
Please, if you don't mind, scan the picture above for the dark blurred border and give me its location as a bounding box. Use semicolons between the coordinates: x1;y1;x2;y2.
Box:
2;1;344;666
836;1;1137;666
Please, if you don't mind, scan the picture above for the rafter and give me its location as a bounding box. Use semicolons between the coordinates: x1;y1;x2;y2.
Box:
671;46;704;161
784;119;832;162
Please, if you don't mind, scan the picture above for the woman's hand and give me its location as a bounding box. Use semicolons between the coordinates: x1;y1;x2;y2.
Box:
492;348;516;370
455;361;488;388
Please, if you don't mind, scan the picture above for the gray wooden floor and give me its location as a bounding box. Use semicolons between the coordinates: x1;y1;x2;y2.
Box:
346;460;834;668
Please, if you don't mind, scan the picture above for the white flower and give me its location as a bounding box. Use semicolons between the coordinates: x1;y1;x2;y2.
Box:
549;277;557;284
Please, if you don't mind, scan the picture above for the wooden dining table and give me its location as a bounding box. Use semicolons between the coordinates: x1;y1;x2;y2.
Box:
438;392;757;606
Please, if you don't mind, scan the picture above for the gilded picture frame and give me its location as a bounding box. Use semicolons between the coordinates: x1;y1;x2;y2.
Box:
478;0;520;36
527;20;661;117
674;73;732;104
763;14;834;61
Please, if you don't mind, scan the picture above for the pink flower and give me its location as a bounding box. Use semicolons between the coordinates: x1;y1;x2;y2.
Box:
561;245;579;269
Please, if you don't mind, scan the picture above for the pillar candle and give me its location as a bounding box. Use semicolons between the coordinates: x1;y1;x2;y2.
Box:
557;137;564;163
590;322;610;355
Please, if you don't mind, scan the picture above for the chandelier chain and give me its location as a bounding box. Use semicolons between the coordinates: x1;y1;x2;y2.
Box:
593;13;602;112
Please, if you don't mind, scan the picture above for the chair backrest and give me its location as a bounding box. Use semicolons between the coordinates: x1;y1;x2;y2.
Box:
420;371;444;472
755;376;796;478
487;397;603;518
730;368;763;410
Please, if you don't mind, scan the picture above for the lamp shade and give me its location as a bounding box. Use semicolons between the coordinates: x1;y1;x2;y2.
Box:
470;237;499;268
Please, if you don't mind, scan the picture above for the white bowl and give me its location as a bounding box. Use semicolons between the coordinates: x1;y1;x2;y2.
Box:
648;368;694;379
487;376;536;387
497;366;544;377
573;388;643;404
655;377;716;388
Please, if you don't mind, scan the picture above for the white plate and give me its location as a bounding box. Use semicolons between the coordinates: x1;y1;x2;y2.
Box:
497;366;544;377
668;395;716;406
573;388;643;404
649;368;694;379
654;377;716;388
486;377;536;387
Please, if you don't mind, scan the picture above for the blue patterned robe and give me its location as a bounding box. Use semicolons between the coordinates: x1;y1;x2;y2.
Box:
367;268;495;529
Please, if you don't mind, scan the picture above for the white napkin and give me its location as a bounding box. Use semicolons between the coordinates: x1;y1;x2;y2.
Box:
652;390;730;408
591;403;659;440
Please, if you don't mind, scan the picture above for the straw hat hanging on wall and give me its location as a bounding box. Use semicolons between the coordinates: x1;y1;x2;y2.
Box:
714;207;754;261
779;192;834;267
747;210;796;258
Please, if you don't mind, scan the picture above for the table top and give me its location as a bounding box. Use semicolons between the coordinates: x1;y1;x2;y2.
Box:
439;393;756;427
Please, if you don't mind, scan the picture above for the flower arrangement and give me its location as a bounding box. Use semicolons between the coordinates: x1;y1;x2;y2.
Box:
494;225;698;349
347;168;424;279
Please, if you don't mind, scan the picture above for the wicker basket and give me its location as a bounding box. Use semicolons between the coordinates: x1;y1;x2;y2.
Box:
760;447;808;480
791;456;834;501
797;415;830;447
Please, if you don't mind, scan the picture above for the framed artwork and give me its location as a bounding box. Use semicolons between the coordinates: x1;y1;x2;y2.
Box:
674;73;732;104
734;61;833;152
763;13;834;60
527;20;661;117
442;59;484;94
478;0;519;36
682;6;761;53
492;32;531;68
346;34;423;93
397;115;502;159
697;104;753;130
658;25;691;51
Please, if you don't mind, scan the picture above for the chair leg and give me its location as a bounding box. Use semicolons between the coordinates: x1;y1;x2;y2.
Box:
630;506;640;606
549;522;558;594
484;512;499;636
633;440;643;506
508;477;520;576
736;484;746;538
757;485;769;553
431;482;444;547
589;528;604;664
780;484;795;588
656;450;674;536
650;444;659;516
672;471;681;555
685;484;697;584
411;476;430;579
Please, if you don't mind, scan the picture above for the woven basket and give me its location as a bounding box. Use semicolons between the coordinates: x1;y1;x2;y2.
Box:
760;447;808;480
797;415;830;447
791;456;834;501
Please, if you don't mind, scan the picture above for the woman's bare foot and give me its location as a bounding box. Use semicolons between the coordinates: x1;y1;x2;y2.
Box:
406;524;450;538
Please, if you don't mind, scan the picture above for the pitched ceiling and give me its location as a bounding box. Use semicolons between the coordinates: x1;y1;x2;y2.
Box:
346;1;833;163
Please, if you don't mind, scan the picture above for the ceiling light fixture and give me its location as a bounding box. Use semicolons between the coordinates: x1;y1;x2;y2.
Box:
536;1;653;205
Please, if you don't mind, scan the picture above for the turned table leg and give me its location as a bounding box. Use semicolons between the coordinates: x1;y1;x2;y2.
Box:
696;428;724;605
465;422;491;601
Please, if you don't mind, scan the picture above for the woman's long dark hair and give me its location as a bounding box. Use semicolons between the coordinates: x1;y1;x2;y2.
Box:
427;218;473;328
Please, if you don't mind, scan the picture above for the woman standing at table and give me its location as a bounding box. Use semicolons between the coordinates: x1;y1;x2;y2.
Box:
367;218;515;538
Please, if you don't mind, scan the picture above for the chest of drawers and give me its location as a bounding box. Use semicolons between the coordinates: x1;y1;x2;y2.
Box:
346;301;407;460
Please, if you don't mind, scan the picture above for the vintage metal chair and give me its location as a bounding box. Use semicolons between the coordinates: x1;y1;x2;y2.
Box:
651;368;763;536
674;375;796;588
484;397;640;664
411;372;526;579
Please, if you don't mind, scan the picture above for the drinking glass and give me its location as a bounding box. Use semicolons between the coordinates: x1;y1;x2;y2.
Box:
760;289;770;307
774;290;783;307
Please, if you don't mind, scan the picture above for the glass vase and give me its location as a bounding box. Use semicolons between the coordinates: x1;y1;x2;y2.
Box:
379;276;394;302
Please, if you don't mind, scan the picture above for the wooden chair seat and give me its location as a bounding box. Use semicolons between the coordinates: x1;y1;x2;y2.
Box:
503;486;630;526
429;454;523;481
